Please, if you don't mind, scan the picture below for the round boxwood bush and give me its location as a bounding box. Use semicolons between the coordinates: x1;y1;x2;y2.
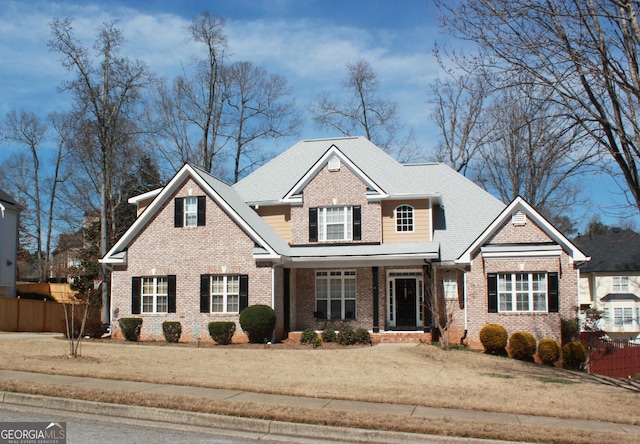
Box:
300;328;319;345
353;328;372;345
538;338;561;366
162;321;182;343
208;321;236;345
337;327;356;345
118;318;143;342
479;323;508;355
321;328;337;343
562;341;587;370
239;304;276;343
509;332;537;362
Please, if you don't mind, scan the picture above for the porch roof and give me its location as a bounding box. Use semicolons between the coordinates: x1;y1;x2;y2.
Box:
285;241;440;266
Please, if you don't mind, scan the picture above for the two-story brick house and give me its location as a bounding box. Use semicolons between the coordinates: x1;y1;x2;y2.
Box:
102;137;589;346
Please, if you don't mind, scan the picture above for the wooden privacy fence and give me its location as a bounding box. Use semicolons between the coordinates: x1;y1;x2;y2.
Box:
0;296;93;333
588;338;640;379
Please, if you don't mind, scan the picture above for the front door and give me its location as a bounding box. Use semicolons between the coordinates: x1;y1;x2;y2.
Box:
395;278;417;327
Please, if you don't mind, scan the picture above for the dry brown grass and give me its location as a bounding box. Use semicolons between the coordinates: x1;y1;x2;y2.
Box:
0;334;638;443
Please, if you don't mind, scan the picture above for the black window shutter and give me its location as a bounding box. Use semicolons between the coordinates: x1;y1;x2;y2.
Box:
353;205;361;241
197;196;206;226
174;197;184;227
548;272;559;313
239;275;249;313
487;273;498;313
200;275;210;313
131;277;141;315
309;207;318;242
167;275;176;313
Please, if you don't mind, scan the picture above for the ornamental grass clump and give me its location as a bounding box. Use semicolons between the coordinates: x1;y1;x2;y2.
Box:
508;332;537;362
537;338;561;366
479;323;508;355
562;341;587;371
239;304;276;343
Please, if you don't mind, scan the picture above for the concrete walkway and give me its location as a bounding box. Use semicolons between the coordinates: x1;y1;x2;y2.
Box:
0;368;639;442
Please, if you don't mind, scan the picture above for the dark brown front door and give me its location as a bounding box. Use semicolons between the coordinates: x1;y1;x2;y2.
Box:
395;278;417;327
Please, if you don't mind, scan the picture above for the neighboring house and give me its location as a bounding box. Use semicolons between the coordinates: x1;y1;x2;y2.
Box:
50;231;83;283
574;228;640;342
0;189;20;298
102;137;589;346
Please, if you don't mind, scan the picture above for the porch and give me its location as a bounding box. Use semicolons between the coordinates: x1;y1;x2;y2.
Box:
286;329;435;344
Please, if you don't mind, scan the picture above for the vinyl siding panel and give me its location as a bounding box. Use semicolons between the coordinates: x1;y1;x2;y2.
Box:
257;205;291;244
381;200;431;243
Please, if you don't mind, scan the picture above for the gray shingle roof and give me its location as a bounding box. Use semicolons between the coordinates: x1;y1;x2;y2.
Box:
573;228;640;272
234;136;505;261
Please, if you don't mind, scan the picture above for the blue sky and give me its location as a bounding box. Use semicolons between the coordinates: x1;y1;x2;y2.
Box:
0;0;636;230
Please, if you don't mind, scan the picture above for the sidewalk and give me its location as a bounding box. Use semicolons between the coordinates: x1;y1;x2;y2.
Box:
0;368;639;442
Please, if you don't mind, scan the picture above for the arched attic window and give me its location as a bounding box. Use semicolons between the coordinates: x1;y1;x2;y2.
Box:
395;205;414;232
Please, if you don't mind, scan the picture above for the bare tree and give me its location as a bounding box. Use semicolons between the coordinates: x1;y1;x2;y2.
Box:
1;110;48;280
434;0;640;215
310;58;416;156
429;73;491;176
49;18;152;323
476;83;596;219
225;61;301;182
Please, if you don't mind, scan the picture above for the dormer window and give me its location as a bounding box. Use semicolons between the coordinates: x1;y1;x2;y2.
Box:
395;205;414;232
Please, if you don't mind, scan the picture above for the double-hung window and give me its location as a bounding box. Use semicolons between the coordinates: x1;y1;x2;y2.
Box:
614;307;634;325
200;274;248;314
131;275;176;315
309;206;361;242
174;196;206;227
443;270;457;300
142;277;168;313
316;270;356;320
395;205;414;232
211;275;240;313
496;273;548;312
612;276;630;292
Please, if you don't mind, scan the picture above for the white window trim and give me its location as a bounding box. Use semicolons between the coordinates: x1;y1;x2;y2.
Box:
141;276;168;314
498;272;548;313
443;271;458;300
395;205;415;233
210;275;240;314
612;276;630;293
315;270;357;320
184;196;198;227
318;206;353;241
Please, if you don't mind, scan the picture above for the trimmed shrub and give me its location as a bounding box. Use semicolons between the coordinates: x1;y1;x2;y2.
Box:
509;332;537;362
208;322;236;345
321;328;337;343
538;338;561;366
119;318;143;342
300;328;319;345
479;323;508;355
337;327;356;345
353;328;372;345
162;321;182;343
562;341;587;371
239;304;276;343
84;318;106;339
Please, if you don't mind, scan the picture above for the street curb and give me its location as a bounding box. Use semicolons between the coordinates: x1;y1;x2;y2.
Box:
0;391;497;444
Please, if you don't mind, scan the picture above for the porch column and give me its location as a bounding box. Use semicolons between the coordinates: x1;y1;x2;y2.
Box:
372;266;379;333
